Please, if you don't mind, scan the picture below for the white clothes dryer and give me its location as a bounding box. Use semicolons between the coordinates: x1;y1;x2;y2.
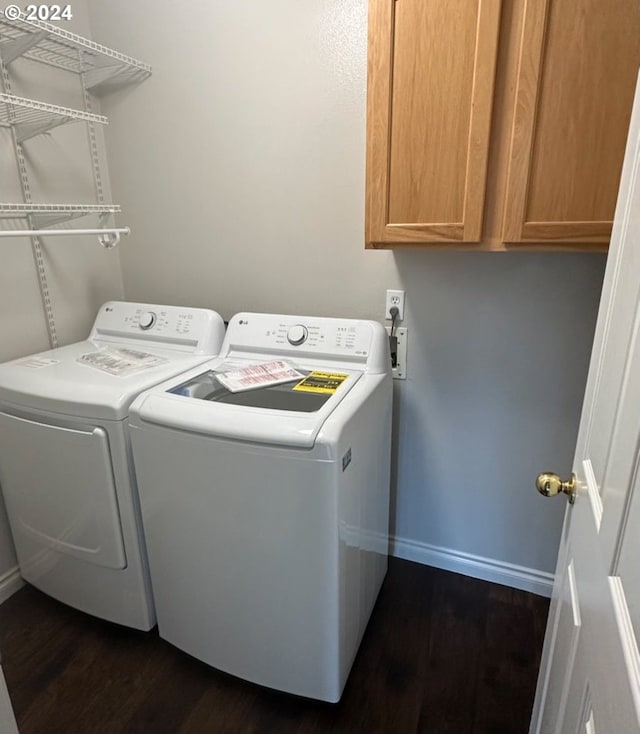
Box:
129;312;392;701
0;301;225;630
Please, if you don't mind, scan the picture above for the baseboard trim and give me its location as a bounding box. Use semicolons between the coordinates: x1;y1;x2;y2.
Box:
0;567;23;605
390;536;554;598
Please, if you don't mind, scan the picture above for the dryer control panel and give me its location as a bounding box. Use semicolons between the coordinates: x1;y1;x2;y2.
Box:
89;301;226;354
224;313;389;374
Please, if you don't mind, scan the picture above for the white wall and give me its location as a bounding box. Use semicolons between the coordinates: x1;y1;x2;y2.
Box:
0;2;124;591
86;0;606;593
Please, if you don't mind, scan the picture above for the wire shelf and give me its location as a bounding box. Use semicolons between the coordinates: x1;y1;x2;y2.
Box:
0;202;121;228
0;203;126;246
0;93;107;142
0;14;151;91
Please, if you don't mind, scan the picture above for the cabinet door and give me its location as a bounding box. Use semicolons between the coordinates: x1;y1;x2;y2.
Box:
365;0;501;247
502;0;640;246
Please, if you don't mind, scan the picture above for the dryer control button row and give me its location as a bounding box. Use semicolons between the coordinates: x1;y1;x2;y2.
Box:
287;324;308;346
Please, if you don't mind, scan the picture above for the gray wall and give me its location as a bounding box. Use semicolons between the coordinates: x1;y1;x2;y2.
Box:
85;0;607;592
0;3;124;586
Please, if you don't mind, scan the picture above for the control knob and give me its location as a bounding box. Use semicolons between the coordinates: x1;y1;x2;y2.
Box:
287;324;308;346
139;311;156;330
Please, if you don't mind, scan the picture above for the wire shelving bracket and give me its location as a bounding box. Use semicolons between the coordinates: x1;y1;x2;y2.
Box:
0;14;151;344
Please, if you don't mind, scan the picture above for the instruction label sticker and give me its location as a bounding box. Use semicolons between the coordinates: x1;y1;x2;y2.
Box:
18;357;59;369
293;371;349;394
77;347;168;376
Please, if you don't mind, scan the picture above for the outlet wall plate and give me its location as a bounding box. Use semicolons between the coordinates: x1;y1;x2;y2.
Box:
385;289;405;320
385;326;407;380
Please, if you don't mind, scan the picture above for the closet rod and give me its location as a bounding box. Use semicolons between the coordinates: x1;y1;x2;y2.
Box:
0;227;130;247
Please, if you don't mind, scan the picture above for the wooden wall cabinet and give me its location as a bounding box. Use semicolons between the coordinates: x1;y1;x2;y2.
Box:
365;0;640;251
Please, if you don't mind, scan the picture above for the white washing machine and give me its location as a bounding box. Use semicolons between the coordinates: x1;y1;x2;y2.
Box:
0;301;225;630
129;312;392;702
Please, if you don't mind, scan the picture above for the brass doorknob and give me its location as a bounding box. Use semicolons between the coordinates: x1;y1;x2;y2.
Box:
536;472;576;504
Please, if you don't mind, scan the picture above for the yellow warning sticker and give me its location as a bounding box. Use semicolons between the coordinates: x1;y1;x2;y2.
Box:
293;371;349;394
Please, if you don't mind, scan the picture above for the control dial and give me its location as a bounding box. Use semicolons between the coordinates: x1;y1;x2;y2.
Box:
139;311;157;330
287;324;308;346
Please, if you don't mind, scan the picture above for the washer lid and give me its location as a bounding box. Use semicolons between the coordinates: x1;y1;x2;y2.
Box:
0;341;214;420
132;363;365;448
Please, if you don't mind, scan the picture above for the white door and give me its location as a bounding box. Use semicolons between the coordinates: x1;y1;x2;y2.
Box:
530;73;640;733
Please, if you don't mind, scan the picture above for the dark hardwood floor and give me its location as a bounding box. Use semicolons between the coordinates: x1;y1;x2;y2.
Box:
0;558;549;734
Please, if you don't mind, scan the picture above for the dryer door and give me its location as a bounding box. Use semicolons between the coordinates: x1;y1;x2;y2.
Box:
0;411;126;570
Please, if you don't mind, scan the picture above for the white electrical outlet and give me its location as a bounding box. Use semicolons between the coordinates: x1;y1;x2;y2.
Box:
385;289;405;320
385;326;408;380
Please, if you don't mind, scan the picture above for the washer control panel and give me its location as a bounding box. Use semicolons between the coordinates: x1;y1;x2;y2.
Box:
89;301;225;354
227;313;381;362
